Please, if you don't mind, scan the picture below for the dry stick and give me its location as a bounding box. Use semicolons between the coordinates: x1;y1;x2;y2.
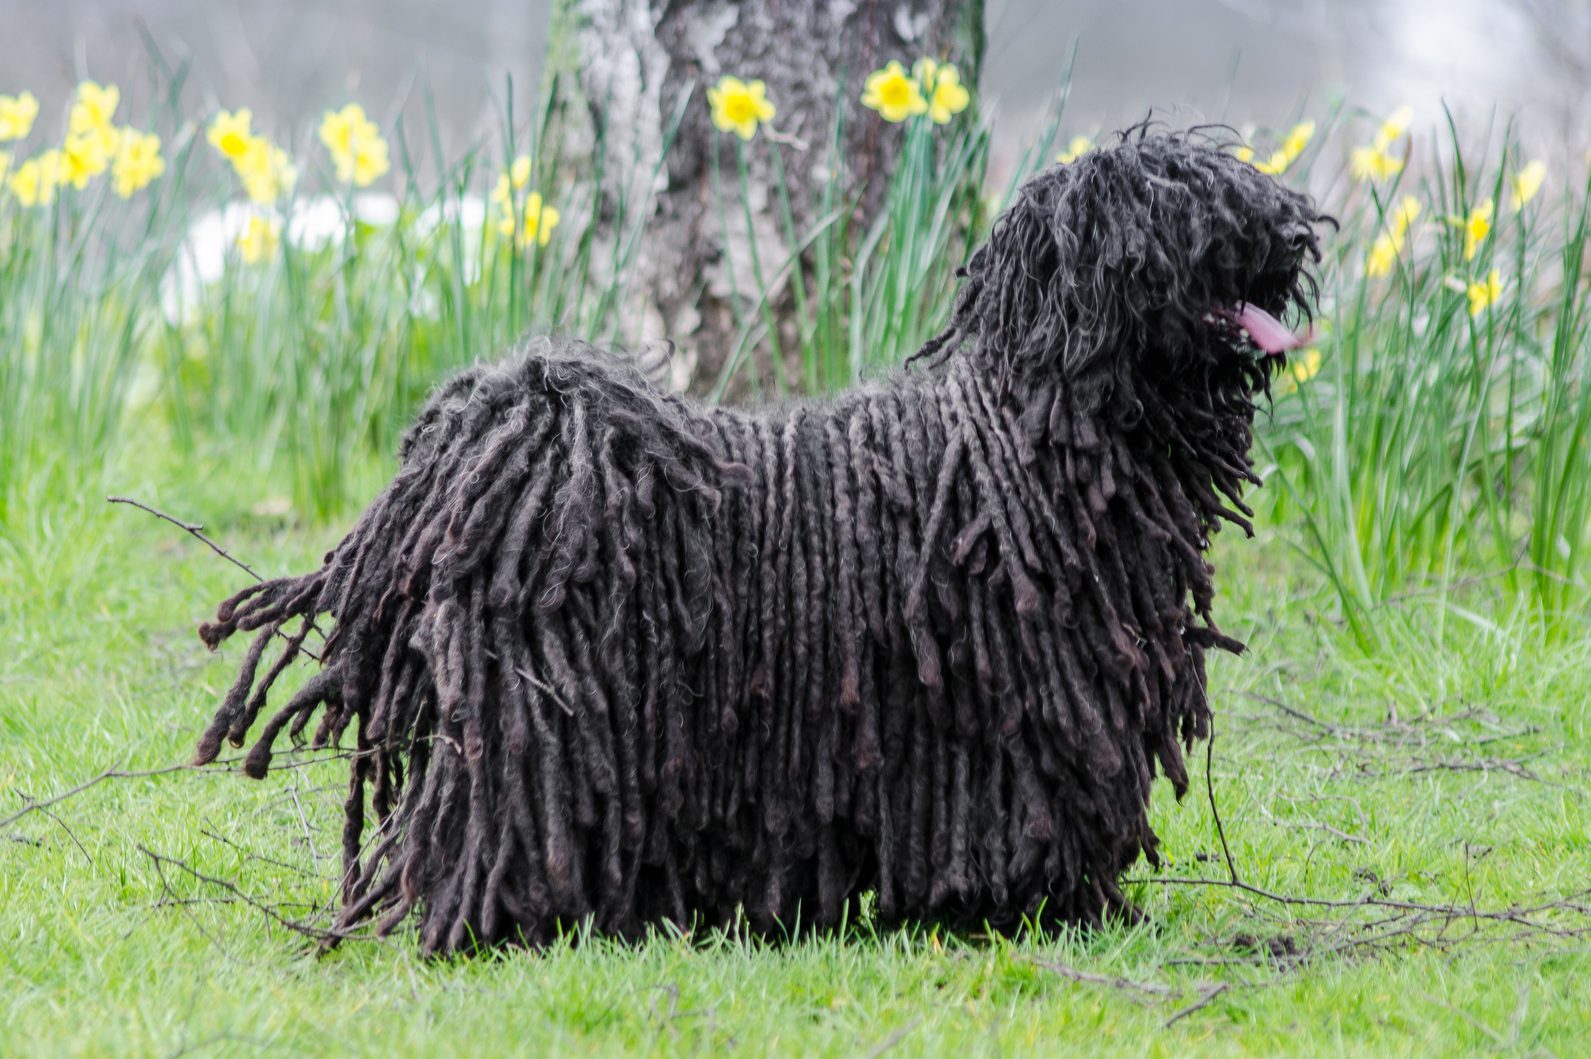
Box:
1030;959;1179;999
107;495;263;580
863;1016;924;1059
138;844;348;943
0;761;191;830
1;750;351;831
1205;714;1240;885
1131;873;1591;923
1162;983;1231;1028
105;493;325;661
198;826;321;880
35;805;94;865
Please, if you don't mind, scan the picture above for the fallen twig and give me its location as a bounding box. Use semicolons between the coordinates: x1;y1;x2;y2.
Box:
1030;959;1179;999
106;493;325;661
1163;982;1230;1028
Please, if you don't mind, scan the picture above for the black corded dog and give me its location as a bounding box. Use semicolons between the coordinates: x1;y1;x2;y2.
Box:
194;129;1326;954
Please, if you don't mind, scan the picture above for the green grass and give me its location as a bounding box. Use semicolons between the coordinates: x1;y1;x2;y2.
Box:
2;463;1588;1056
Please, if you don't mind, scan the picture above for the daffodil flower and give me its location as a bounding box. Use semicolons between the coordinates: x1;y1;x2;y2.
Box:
708;76;776;141
1351;105;1413;182
1351;144;1404;182
60;127;119;189
346;135;390;186
516;191;560;248
112;129;164;198
1056;135;1092;164
319;103;377;156
1366;235;1400;278
1510;160;1546;211
1274;347;1323;396
8;151;61;207
1365;196;1422;278
1281;121;1315;160
862;61;928;123
235;135;297;205
320;103;389;186
492;155;536;216
1254;149;1291;175
1467;268;1503;316
1236;120;1314;177
1292;348;1324;384
68;81;120;136
1455;199;1493;261
923;63;970;125
237;213;282;264
1375;105;1413;147
510;155;532;189
208;109;255;162
0;92;39;141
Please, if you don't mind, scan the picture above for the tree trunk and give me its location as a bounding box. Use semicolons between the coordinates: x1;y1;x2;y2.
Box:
549;0;984;393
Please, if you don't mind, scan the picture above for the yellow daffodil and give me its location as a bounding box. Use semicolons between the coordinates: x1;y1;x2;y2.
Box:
491;155;535;212
347;135;389;186
1274;347;1323;395
1056;135;1092;164
233;135;297;205
1254;149;1292;175
1351;144;1404;182
1467;268;1502;316
707;76;776;141
60;123;121;189
1455;198;1493;261
1282;121;1316;160
9;150;61;207
1366;195;1423;278
207;109;255;162
510;154;532;189
112;129;164;198
1391;195;1423;231
1375;104;1413;147
1510;160;1546;211
912;58;940;89
0;91;39;141
68;82;119;136
319;103;376;156
1290;347;1323;384
320;103;388;185
1351;105;1413;183
237;213;281;264
1236;121;1314;176
1366;235;1400;278
922;62;970;125
518;191;560;248
862;61;927;124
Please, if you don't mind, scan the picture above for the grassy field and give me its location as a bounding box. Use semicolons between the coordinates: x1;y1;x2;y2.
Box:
4;66;1591;1056
3;472;1589;1056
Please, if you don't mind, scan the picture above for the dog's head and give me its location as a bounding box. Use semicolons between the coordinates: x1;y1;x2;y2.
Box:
923;127;1329;428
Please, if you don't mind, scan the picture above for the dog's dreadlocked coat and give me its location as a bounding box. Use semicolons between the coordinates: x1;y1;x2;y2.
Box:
194;131;1326;955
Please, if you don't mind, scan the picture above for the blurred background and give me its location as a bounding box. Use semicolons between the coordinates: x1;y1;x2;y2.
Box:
6;0;1589;165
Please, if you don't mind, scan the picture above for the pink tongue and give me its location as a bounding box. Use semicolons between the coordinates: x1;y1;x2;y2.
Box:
1224;303;1311;354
